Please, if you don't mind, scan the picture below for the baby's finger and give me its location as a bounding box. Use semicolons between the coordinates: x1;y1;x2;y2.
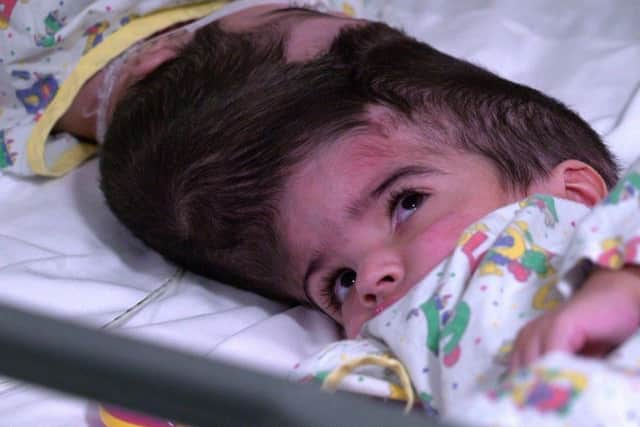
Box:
520;333;542;367
508;327;535;371
541;315;583;356
508;347;522;372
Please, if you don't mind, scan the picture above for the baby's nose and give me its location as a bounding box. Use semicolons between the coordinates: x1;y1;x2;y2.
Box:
355;256;405;308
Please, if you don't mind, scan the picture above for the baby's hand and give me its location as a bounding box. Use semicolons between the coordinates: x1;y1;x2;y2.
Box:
509;266;640;370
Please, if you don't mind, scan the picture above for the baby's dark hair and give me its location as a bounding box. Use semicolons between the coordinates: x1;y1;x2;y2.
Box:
100;21;618;302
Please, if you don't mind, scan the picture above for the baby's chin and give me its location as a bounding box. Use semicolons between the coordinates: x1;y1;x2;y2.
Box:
343;302;398;339
344;320;364;339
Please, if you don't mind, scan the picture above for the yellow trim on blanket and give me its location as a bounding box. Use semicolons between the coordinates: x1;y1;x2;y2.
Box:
27;1;226;177
50;141;99;173
322;354;415;413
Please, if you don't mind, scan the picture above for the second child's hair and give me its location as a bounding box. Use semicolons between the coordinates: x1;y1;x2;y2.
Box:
101;21;618;301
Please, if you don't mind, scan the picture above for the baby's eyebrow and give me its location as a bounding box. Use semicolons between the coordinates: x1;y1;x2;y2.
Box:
346;165;443;220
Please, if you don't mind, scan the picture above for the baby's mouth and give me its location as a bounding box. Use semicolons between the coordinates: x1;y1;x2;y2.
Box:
374;300;395;316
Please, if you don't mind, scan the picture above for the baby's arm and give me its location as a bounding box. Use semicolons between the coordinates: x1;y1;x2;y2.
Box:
511;159;640;370
510;266;640;369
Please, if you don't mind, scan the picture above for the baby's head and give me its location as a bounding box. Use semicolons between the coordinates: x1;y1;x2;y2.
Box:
101;18;618;337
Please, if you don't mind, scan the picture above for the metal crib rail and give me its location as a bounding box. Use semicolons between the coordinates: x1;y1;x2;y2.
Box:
0;300;448;427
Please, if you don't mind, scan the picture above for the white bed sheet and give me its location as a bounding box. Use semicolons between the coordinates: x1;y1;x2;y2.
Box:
1;1;639;425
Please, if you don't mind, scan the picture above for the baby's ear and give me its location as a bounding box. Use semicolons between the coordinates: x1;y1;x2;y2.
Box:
527;160;607;206
129;31;192;80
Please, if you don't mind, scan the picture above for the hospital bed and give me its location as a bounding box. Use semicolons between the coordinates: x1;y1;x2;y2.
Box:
0;0;638;425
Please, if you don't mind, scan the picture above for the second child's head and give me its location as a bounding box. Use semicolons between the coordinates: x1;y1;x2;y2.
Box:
101;18;618;337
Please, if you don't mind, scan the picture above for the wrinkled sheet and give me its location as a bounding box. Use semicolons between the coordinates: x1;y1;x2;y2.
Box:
1;0;639;425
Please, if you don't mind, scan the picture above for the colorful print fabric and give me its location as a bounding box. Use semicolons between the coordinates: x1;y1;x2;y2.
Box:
291;157;640;426
1;0;197;175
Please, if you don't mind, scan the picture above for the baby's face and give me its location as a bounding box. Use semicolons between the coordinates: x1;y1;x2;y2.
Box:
279;123;522;338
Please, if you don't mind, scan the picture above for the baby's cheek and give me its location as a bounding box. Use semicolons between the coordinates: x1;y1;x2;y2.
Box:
411;213;480;273
341;297;370;339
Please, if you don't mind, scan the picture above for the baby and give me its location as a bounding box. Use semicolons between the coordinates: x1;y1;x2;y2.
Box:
273;28;640;427
290;175;640;425
270;24;639;427
100;8;640;425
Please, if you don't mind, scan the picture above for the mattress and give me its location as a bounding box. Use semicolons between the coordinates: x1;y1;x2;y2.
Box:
1;0;639;425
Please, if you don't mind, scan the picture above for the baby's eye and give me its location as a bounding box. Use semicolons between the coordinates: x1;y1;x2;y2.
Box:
333;269;356;304
392;191;426;224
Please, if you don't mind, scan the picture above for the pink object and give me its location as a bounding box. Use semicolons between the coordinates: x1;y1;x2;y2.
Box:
99;404;184;427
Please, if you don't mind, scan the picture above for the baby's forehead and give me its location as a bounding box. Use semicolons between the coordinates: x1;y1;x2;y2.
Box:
277;121;448;272
284;110;451;216
313;115;444;169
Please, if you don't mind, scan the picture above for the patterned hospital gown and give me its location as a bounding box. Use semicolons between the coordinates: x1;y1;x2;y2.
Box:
291;158;640;426
0;0;382;176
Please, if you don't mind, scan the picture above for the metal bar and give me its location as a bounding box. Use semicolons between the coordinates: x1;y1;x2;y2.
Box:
0;301;446;427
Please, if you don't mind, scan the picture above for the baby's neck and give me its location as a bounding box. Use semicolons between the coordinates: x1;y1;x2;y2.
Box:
53;68;104;141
